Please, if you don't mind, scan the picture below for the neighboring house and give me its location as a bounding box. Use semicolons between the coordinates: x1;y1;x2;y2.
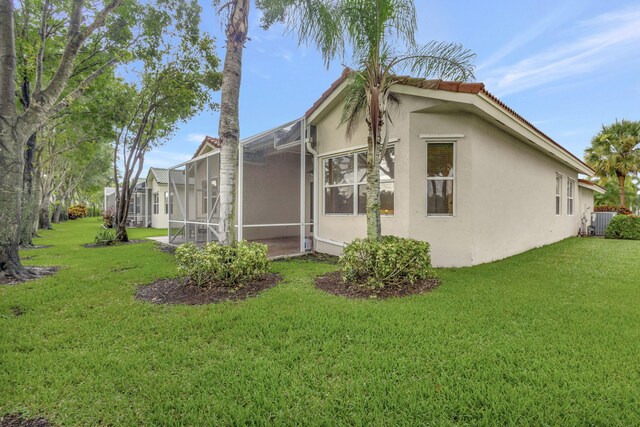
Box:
103;168;188;229
103;179;151;227
146;167;182;229
168;70;605;265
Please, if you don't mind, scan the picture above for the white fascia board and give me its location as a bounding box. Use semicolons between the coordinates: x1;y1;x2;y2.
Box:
578;181;606;194
390;84;594;176
306;80;351;123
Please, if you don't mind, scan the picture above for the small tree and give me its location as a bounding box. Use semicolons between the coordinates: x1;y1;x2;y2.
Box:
111;4;221;241
585;120;640;208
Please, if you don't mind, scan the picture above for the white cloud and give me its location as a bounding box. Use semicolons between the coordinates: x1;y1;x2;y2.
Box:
144;150;192;169
481;4;640;97
185;133;206;144
275;46;293;62
477;1;580;71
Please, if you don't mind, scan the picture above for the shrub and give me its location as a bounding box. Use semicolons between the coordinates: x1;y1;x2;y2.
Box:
175;241;270;287
94;228;117;246
102;207;115;228
67;204;88;219
595;205;632;215
604;215;640;240
339;236;435;289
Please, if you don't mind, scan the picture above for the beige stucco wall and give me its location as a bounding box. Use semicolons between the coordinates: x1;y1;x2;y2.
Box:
578;186;595;226
148;178;169;229
466;115;581;264
312;91;590;267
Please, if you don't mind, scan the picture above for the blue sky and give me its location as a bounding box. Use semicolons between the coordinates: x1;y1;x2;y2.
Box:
143;0;640;174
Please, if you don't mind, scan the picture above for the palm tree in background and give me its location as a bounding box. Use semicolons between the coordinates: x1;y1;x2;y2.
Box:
259;0;475;238
585;120;640;208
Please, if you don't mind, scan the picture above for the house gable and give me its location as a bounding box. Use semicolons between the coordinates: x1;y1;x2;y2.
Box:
193;136;221;158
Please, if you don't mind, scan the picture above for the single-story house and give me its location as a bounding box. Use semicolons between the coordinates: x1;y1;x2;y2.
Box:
103;168;191;229
167;70;605;265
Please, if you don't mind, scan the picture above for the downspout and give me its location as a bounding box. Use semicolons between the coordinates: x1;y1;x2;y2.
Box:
305;128;346;250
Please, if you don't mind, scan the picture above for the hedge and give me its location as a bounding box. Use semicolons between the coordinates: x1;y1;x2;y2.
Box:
604;214;640;240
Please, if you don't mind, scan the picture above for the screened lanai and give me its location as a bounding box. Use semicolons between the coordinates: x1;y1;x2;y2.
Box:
167;118;314;257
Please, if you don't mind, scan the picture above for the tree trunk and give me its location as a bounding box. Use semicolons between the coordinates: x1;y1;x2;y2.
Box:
0;121;31;277
366;135;381;239
217;0;249;246
0;0;30;277
39;203;51;229
618;174;627;208
114;183;131;242
19;133;37;246
52;203;61;223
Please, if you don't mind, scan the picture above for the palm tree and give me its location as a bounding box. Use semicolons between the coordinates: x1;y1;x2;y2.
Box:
215;0;249;245
259;0;475;238
585;120;640;208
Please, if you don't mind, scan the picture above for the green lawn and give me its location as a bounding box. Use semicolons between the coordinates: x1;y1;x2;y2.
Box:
2;218;640;425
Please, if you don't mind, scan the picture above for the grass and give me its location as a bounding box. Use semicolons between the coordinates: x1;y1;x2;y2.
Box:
2;218;640;425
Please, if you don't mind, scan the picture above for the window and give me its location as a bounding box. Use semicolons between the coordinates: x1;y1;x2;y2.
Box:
323;148;395;215
164;192;169;214
426;142;454;215
168;192;173;215
567;178;575;215
555;174;562;215
200;178;219;215
153;192;159;214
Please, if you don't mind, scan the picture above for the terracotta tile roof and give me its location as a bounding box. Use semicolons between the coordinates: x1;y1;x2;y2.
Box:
578;178;605;192
304;68;352;117
305;69;593;174
193;136;221;159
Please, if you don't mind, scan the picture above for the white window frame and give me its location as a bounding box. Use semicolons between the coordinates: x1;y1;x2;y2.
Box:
322;147;395;216
152;192;159;214
567;178;575;215
426;141;456;217
556;174;563;215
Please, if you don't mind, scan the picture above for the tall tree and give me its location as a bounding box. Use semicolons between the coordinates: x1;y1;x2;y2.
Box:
0;0;128;278
214;0;249;245
111;3;221;241
585;119;640;208
259;0;475;238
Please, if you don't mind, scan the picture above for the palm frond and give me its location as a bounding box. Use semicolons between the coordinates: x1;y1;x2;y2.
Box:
390;41;476;81
256;0;344;67
339;73;367;138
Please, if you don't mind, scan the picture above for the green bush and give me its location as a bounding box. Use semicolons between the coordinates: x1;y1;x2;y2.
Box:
339;236;435;289
604;215;640;240
94;228;117;246
175;241;270;287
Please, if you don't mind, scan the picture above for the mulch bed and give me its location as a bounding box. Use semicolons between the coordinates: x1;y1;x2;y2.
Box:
0;413;52;427
0;267;59;286
135;274;282;305
315;271;440;299
82;239;147;248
